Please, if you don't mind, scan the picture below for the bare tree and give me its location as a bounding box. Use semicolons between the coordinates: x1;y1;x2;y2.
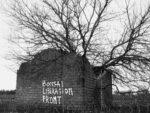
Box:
6;0;150;91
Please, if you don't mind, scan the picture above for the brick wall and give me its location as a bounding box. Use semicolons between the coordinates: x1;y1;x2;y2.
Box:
16;49;96;109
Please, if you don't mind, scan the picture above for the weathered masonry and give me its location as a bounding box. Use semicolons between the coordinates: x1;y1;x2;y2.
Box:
16;49;112;109
16;49;96;109
93;67;112;108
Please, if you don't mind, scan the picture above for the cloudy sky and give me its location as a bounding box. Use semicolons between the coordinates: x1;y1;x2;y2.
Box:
0;0;150;90
0;11;16;90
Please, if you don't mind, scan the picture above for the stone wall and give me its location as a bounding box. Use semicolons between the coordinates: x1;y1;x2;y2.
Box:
93;67;112;108
0;90;16;111
16;49;96;109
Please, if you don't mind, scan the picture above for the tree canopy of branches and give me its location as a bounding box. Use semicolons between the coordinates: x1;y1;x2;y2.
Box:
6;0;150;91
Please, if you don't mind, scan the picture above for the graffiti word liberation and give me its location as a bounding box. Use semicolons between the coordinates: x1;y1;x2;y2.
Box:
42;80;73;104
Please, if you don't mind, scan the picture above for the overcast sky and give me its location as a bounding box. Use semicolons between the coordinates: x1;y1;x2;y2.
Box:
0;11;16;90
0;0;150;90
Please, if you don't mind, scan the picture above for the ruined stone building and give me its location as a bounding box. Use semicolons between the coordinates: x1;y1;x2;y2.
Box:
15;49;112;110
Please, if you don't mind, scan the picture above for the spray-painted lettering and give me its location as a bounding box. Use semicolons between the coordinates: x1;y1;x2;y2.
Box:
42;80;73;104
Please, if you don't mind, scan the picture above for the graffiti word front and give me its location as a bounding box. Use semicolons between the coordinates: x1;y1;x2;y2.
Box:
43;95;61;104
